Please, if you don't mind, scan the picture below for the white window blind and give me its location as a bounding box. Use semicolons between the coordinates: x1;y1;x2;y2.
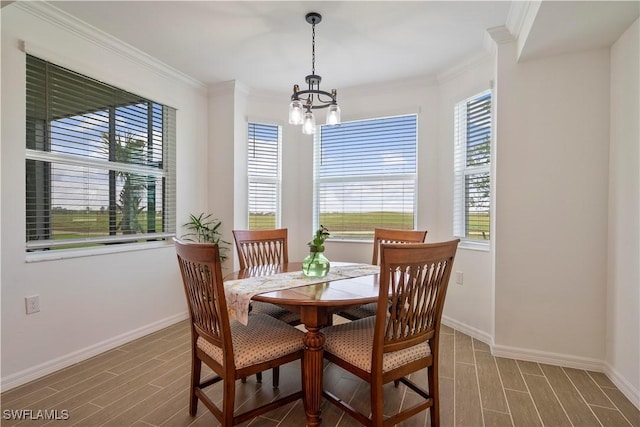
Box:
314;114;417;239
453;90;491;242
248;122;281;230
25;55;176;251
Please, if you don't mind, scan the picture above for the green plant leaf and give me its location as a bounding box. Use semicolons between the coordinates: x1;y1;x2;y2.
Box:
181;212;231;261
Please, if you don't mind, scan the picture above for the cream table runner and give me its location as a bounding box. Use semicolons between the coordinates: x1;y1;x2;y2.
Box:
224;263;380;325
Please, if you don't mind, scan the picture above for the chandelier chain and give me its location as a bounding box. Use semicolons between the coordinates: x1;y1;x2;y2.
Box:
311;22;316;76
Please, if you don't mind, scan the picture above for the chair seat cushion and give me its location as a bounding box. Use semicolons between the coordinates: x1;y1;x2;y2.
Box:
322;316;431;373
339;302;377;320
251;301;301;325
197;313;304;369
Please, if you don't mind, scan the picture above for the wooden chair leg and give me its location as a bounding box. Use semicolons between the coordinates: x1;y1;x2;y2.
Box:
241;373;263;384
273;366;280;388
223;373;236;427
189;353;202;416
371;376;384;426
394;379;400;387
428;365;439;427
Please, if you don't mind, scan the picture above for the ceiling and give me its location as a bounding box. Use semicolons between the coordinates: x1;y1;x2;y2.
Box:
519;1;640;61
38;1;640;95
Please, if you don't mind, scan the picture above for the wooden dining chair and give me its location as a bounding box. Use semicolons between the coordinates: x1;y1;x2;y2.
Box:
322;239;459;427
233;228;288;268
232;229;300;325
232;229;301;385
339;228;428;321
174;240;304;426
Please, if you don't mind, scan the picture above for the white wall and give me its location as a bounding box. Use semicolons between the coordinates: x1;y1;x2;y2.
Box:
208;81;249;272
493;40;610;366
0;4;208;390
607;18;640;404
436;57;495;342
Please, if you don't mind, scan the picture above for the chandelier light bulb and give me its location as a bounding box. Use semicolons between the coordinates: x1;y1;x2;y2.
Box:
326;103;341;125
289;99;304;125
302;111;316;135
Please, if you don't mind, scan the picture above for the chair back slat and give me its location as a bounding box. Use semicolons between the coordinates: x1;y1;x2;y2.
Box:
233;229;288;269
240;240;286;267
371;228;428;265
375;240;459;355
175;240;231;354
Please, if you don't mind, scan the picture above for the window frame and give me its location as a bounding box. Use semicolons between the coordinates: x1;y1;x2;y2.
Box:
312;114;418;241
453;89;492;248
25;55;176;260
247;121;282;230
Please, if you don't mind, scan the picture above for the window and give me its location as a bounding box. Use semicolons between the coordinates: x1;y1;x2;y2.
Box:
453;90;491;242
25;55;176;252
314;114;417;239
247;122;281;230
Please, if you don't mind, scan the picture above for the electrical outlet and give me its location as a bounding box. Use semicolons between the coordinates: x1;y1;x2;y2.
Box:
455;271;463;285
25;295;40;314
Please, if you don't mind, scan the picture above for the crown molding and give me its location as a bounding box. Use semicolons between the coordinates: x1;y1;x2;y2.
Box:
208;80;236;97
234;80;251;97
506;0;542;44
486;26;516;45
207;80;252;98
342;73;438;98
483;25;515;58
247;87;286;103
506;0;531;40
436;51;492;85
14;1;206;90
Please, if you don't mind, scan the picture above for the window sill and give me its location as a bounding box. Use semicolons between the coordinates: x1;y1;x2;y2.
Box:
323;237;490;252
25;240;173;263
458;239;490;252
326;237;373;244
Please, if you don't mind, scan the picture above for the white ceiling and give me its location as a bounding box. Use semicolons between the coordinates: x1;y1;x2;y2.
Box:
44;1;640;95
519;1;640;61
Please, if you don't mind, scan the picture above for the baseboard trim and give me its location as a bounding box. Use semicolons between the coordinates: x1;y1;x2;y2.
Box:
1;311;189;393
441;316;607;372
491;343;605;372
441;315;493;346
439;316;640;411
604;362;640;410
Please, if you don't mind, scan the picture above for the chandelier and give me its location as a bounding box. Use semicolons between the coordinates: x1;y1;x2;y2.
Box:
288;12;341;135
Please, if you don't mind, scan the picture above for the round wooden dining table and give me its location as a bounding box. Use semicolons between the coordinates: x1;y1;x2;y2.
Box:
224;262;380;427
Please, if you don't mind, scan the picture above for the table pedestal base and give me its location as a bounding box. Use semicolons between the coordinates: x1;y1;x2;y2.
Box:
302;326;325;426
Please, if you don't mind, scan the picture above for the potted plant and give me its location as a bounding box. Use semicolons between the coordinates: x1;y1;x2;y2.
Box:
302;225;330;277
182;213;231;261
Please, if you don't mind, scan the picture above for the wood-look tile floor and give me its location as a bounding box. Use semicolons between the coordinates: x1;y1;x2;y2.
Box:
2;319;638;427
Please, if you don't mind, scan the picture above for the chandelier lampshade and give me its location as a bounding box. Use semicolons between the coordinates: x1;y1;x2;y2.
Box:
302;110;316;135
289;98;304;125
326;103;341;125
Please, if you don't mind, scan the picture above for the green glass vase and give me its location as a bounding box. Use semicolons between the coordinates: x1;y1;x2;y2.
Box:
302;247;330;277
